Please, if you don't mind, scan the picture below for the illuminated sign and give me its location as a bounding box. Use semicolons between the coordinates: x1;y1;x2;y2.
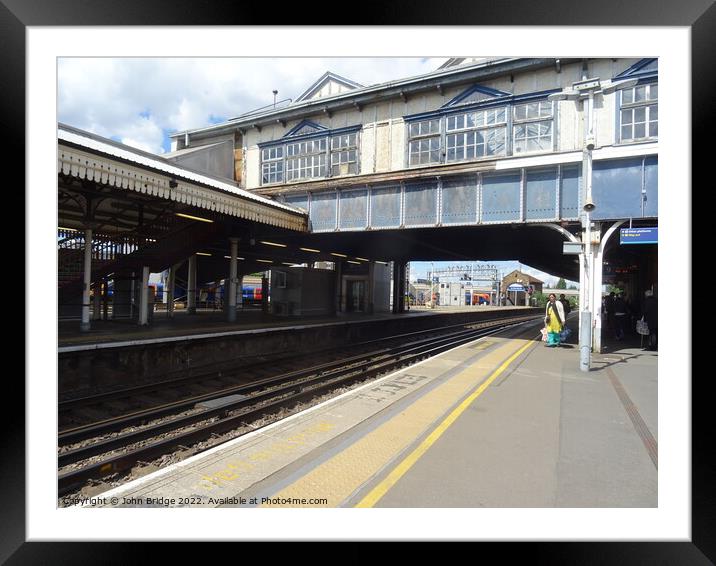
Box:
620;227;657;244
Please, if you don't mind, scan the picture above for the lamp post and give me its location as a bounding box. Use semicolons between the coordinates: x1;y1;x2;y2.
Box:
548;75;637;371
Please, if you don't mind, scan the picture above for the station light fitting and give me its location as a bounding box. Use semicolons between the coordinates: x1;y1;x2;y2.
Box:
347;260;361;265
196;252;212;256
224;256;245;260
176;213;214;223
260;241;287;248
330;252;348;258
256;259;273;264
355;257;370;262
375;261;389;265
300;247;321;253
58;226;78;232
282;262;300;266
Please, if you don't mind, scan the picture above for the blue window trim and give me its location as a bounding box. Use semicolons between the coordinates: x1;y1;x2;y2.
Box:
404;87;560;167
443;84;511;107
616;58;658;79
283;119;328;137
259;123;362;149
404;87;561;123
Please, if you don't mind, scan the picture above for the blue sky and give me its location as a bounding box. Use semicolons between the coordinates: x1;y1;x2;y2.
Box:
58;57;576;287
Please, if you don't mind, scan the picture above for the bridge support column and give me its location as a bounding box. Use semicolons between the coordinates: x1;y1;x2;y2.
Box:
167;263;178;318
367;261;375;314
187;254;197;314
92;281;101;320
138;265;150;326
228;237;239;322
392;261;406;314
261;275;269;314
592;245;604;353
335;261;343;313
400;262;407;313
102;277;109;320
592;221;628;353
80;227;93;332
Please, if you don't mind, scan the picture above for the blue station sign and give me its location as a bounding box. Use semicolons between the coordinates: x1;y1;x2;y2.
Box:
507;283;525;291
620;227;658;245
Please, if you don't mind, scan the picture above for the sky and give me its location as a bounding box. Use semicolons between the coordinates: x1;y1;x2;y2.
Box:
57;57;575;287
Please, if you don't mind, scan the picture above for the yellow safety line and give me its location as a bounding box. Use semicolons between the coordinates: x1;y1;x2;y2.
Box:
355;339;535;508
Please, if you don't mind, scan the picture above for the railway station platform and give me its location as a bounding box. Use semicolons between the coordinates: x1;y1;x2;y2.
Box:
90;314;657;508
58;305;525;349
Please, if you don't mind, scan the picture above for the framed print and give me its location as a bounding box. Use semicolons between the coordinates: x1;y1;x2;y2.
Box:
6;0;712;561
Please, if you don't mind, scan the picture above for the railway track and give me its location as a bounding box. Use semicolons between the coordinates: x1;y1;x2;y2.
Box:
58;314;540;496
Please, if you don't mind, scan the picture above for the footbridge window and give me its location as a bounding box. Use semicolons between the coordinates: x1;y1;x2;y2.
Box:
330;133;359;176
260;122;361;185
408;119;441;166
286;139;327;181
445;107;507;162
513;101;554;154
405;84;557;168
618;83;658;143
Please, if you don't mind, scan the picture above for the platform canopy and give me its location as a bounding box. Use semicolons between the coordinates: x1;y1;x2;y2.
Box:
58;124;308;234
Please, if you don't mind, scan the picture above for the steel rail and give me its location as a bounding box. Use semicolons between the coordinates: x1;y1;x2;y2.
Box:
59;314;537;444
58;316;540;495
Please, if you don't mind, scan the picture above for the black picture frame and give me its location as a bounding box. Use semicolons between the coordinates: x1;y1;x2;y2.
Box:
7;0;710;561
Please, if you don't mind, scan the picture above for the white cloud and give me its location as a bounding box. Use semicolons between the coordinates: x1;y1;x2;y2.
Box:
58;57;447;154
119;115;165;154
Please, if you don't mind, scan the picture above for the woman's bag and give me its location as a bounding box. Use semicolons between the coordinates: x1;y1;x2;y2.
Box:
559;327;572;342
636;317;650;335
541;327;548;342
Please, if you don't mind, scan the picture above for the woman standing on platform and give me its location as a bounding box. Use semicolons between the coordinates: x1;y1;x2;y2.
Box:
544;293;565;347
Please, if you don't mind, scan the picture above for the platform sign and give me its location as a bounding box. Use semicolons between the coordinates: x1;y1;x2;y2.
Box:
620;227;658;244
507;284;525;291
563;242;584;255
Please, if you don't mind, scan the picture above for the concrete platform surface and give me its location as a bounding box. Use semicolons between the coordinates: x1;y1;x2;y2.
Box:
88;315;657;508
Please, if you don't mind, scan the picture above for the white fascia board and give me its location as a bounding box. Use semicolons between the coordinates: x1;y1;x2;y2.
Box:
494;142;658;170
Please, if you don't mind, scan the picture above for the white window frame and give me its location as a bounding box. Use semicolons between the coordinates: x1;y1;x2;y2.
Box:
618;82;658;143
330;132;359;176
444;107;507;162
260;129;361;185
512;100;554;155
408;118;441;166
261;146;284;184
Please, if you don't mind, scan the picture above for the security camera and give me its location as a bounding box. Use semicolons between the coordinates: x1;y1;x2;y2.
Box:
585;136;596;151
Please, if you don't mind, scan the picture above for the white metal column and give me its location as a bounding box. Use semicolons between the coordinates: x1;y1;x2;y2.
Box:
593;220;627;353
80;227;93;332
187;255;197;314
228;237;239;322
138;265;150;326
592;246;604;352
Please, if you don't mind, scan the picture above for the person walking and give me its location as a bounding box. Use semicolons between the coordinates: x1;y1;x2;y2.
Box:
559;293;572;317
604;291;616;332
544;293;565;347
613;293;629;340
643;290;658;350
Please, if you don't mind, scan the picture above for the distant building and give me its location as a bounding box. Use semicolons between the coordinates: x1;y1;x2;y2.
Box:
501;270;544;306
